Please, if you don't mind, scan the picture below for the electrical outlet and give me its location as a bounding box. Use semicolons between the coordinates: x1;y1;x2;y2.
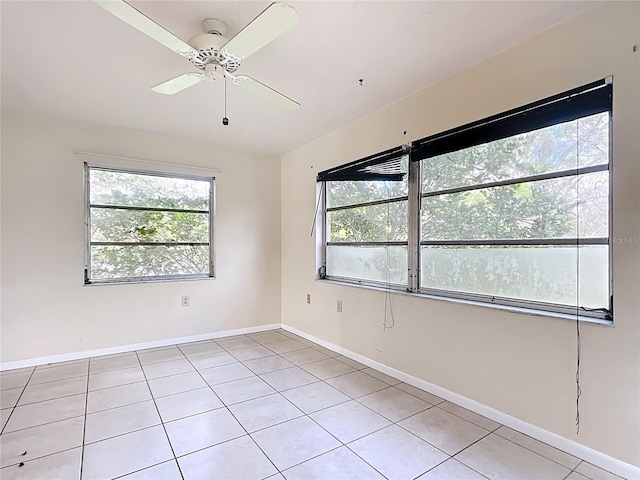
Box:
181;296;189;307
337;300;342;313
306;294;311;304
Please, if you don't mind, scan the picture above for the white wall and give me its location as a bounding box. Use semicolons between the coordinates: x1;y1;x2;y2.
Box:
1;113;281;362
281;1;639;467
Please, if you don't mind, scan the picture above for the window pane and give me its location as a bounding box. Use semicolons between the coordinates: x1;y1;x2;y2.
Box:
327;245;407;285
421;112;609;194
420;245;608;309
421;171;608;241
577;170;609;238
330;201;408;242
91;208;209;243
90;169;210;210
328;158;408;208
91;245;209;279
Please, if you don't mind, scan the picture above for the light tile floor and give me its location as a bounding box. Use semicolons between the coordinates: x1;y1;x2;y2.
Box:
0;329;627;480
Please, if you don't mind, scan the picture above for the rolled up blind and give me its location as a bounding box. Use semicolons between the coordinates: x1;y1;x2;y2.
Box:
316;145;409;182
412;79;612;162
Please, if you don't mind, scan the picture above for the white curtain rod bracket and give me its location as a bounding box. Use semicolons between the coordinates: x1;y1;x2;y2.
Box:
74;151;222;173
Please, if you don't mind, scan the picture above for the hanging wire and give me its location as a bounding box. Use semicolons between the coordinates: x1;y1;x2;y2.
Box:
383;181;396;331
575;120;582;435
310;187;323;238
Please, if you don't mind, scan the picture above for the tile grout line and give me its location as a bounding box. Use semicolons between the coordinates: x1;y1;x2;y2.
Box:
266;384;391;479
0;334;458;472
133;350;186;480
10;389;89;409
259;339;491;479
0;445;84;470
410;456;491;480
344;396;457;467
178;335;366;475
280;333;599;477
0;333;573;478
452;429;505;458
0;413;87;436
562;460;607;480
0;393;561;478
562;463;580;480
260;365;393;478
0;368;88;472
302;416;391;479
110;459;178;480
2;329;605;480
175;342;283;478
79;356;91;480
0;367;35;437
492;427;583;472
5;333;411;474
425;402;500;432
12;372;88;388
2;377;421;438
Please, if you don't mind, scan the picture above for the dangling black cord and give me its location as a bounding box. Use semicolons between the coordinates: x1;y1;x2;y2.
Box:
575;126;581;435
383;182;395;331
576;311;581;434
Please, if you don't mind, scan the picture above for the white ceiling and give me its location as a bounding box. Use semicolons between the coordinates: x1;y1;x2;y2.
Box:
1;1;597;157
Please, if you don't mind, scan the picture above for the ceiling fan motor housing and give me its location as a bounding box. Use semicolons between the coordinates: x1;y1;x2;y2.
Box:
187;19;240;73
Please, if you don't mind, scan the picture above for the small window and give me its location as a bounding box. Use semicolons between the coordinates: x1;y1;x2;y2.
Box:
325;156;409;286
84;164;214;284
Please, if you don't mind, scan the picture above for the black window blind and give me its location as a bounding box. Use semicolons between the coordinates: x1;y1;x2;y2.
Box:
316;145;409;182
411;79;612;162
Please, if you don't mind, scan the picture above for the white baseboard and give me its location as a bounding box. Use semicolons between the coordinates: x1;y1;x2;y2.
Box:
282;324;640;480
0;323;282;371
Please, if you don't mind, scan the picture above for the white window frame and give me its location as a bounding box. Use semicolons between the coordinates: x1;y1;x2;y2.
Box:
84;163;215;285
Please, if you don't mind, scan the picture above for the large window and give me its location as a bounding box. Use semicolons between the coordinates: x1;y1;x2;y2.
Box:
318;79;612;321
85;165;214;284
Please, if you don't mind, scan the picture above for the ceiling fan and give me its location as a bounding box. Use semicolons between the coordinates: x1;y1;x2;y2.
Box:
92;1;301;120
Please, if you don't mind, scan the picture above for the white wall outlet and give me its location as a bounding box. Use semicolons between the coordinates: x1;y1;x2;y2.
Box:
337;300;342;313
181;295;189;307
306;294;311;304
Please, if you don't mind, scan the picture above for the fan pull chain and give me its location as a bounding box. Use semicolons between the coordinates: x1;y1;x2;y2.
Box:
222;75;229;126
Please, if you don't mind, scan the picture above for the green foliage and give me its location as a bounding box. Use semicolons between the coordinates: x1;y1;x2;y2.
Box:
88;169;211;280
326;113;610;307
91;209;209;243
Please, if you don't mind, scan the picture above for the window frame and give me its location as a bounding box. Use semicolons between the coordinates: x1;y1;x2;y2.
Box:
321;156;411;289
318;80;613;323
84;163;215;285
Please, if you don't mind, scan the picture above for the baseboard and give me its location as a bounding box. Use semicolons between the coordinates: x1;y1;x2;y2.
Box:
0;323;282;371
282;324;640;480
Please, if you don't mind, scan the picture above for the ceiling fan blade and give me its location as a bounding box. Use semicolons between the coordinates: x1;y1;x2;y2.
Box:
151;73;204;95
235;76;300;111
222;2;300;61
92;0;198;58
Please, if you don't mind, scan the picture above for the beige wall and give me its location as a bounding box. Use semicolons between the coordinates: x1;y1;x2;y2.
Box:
1;113;282;362
281;1;639;466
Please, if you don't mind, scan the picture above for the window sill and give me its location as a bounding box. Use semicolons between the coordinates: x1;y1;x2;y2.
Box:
85;275;215;286
315;277;613;326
